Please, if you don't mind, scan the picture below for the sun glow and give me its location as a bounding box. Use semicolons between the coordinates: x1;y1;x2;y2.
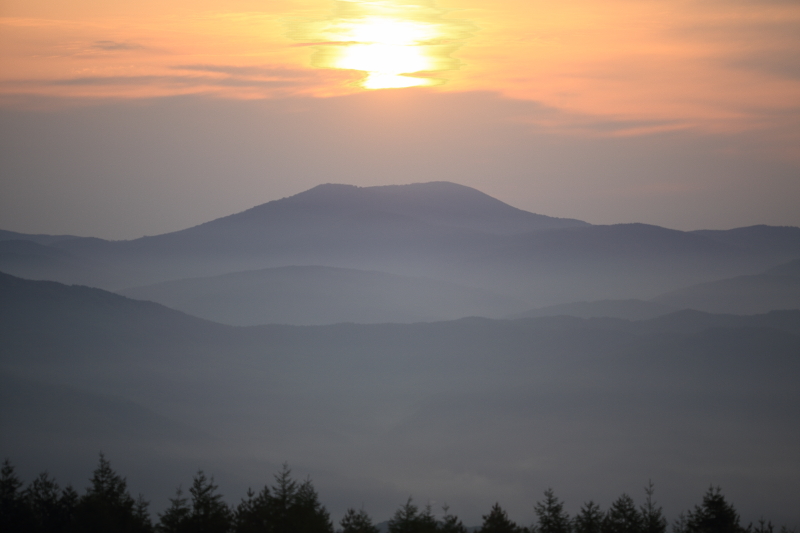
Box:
290;1;473;89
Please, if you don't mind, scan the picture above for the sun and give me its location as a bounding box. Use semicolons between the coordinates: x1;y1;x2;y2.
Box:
291;1;473;90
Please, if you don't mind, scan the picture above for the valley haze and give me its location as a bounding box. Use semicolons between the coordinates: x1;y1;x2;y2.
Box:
1;181;800;528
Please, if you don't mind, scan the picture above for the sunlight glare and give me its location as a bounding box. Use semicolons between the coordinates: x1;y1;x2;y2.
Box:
291;1;473;90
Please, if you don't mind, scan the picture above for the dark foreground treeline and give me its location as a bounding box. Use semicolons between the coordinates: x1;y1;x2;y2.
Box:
0;456;793;533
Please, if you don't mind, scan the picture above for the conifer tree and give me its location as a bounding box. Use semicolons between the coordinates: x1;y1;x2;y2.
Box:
74;454;152;533
291;477;334;533
271;464;297;532
158;486;191;533
340;508;380;533
573;502;603;533
388;497;422;533
233;464;332;533
135;495;154;531
440;504;469;533
0;459;32;533
602;494;642;533
187;471;232;533
672;513;688;533
534;489;571;533
640;482;667;533
234;486;270;533
480;503;520;533
418;503;440;533
684;487;744;533
60;486;80;529
752;518;775;533
25;471;75;533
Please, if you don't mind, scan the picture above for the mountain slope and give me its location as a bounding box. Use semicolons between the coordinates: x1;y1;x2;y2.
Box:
508;299;676;320
692;225;800;259
510;259;800;319
2;183;798;307
3;182;588;289
119;265;525;326
0;229;82;245
265;182;589;234
653;258;800;314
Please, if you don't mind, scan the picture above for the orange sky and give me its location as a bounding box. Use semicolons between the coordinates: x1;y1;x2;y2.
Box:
2;0;799;134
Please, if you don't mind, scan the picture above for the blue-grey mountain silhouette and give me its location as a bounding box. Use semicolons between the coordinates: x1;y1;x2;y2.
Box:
652;258;800;314
2;182;799;318
119;265;526;326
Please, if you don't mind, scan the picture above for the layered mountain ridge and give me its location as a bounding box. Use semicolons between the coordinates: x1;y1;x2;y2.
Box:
2;271;799;524
2;181;800;323
2;182;800;524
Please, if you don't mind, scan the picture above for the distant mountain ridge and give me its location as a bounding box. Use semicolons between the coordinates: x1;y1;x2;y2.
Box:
119;265;527;326
2;182;800;313
266;182;589;233
508;258;800;320
124;181;585;240
0;229;82;245
653;257;800;314
508;299;676;321
130;181;588;257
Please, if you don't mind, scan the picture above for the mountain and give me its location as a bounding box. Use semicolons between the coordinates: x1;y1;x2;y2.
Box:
0;238;73;267
508;299;676;320
692;225;800;259
2;272;800;525
119;265;526;326
513;259;800;320
1;182;588;289
2;182;799;309
0;229;82;245
247;182;590;234
652;258;800;314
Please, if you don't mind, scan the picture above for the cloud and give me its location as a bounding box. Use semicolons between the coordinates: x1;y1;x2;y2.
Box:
91;40;146;51
727;51;800;81
8;63;351;95
171;64;322;80
48;74;314;89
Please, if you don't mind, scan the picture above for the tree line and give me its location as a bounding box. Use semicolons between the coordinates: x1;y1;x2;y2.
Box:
0;456;793;533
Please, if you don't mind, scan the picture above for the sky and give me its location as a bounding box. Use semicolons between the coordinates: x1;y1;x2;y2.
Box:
1;0;799;239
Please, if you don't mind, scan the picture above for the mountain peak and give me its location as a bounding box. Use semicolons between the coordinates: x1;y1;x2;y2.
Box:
288;181;501;206
270;181;588;234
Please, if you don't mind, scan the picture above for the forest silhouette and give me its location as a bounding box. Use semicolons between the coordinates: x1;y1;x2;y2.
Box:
0;456;791;533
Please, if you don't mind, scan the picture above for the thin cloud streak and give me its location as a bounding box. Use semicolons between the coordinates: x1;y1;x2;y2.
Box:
92;40;146;51
171;64;325;80
47;75;315;89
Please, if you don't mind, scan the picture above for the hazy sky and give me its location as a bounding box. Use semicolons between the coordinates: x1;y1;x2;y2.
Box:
1;0;799;239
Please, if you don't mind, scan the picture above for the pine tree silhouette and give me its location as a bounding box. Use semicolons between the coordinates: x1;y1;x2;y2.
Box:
388;498;422;533
187;471;232;533
602;494;642;533
233;463;332;533
340;508;380;533
74;453;152;533
534;489;571;533
0;459;32;533
573;501;603;533
440;504;469;533
640;482;666;533
480;503;520;533
684;487;744;533
157;486;190;533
